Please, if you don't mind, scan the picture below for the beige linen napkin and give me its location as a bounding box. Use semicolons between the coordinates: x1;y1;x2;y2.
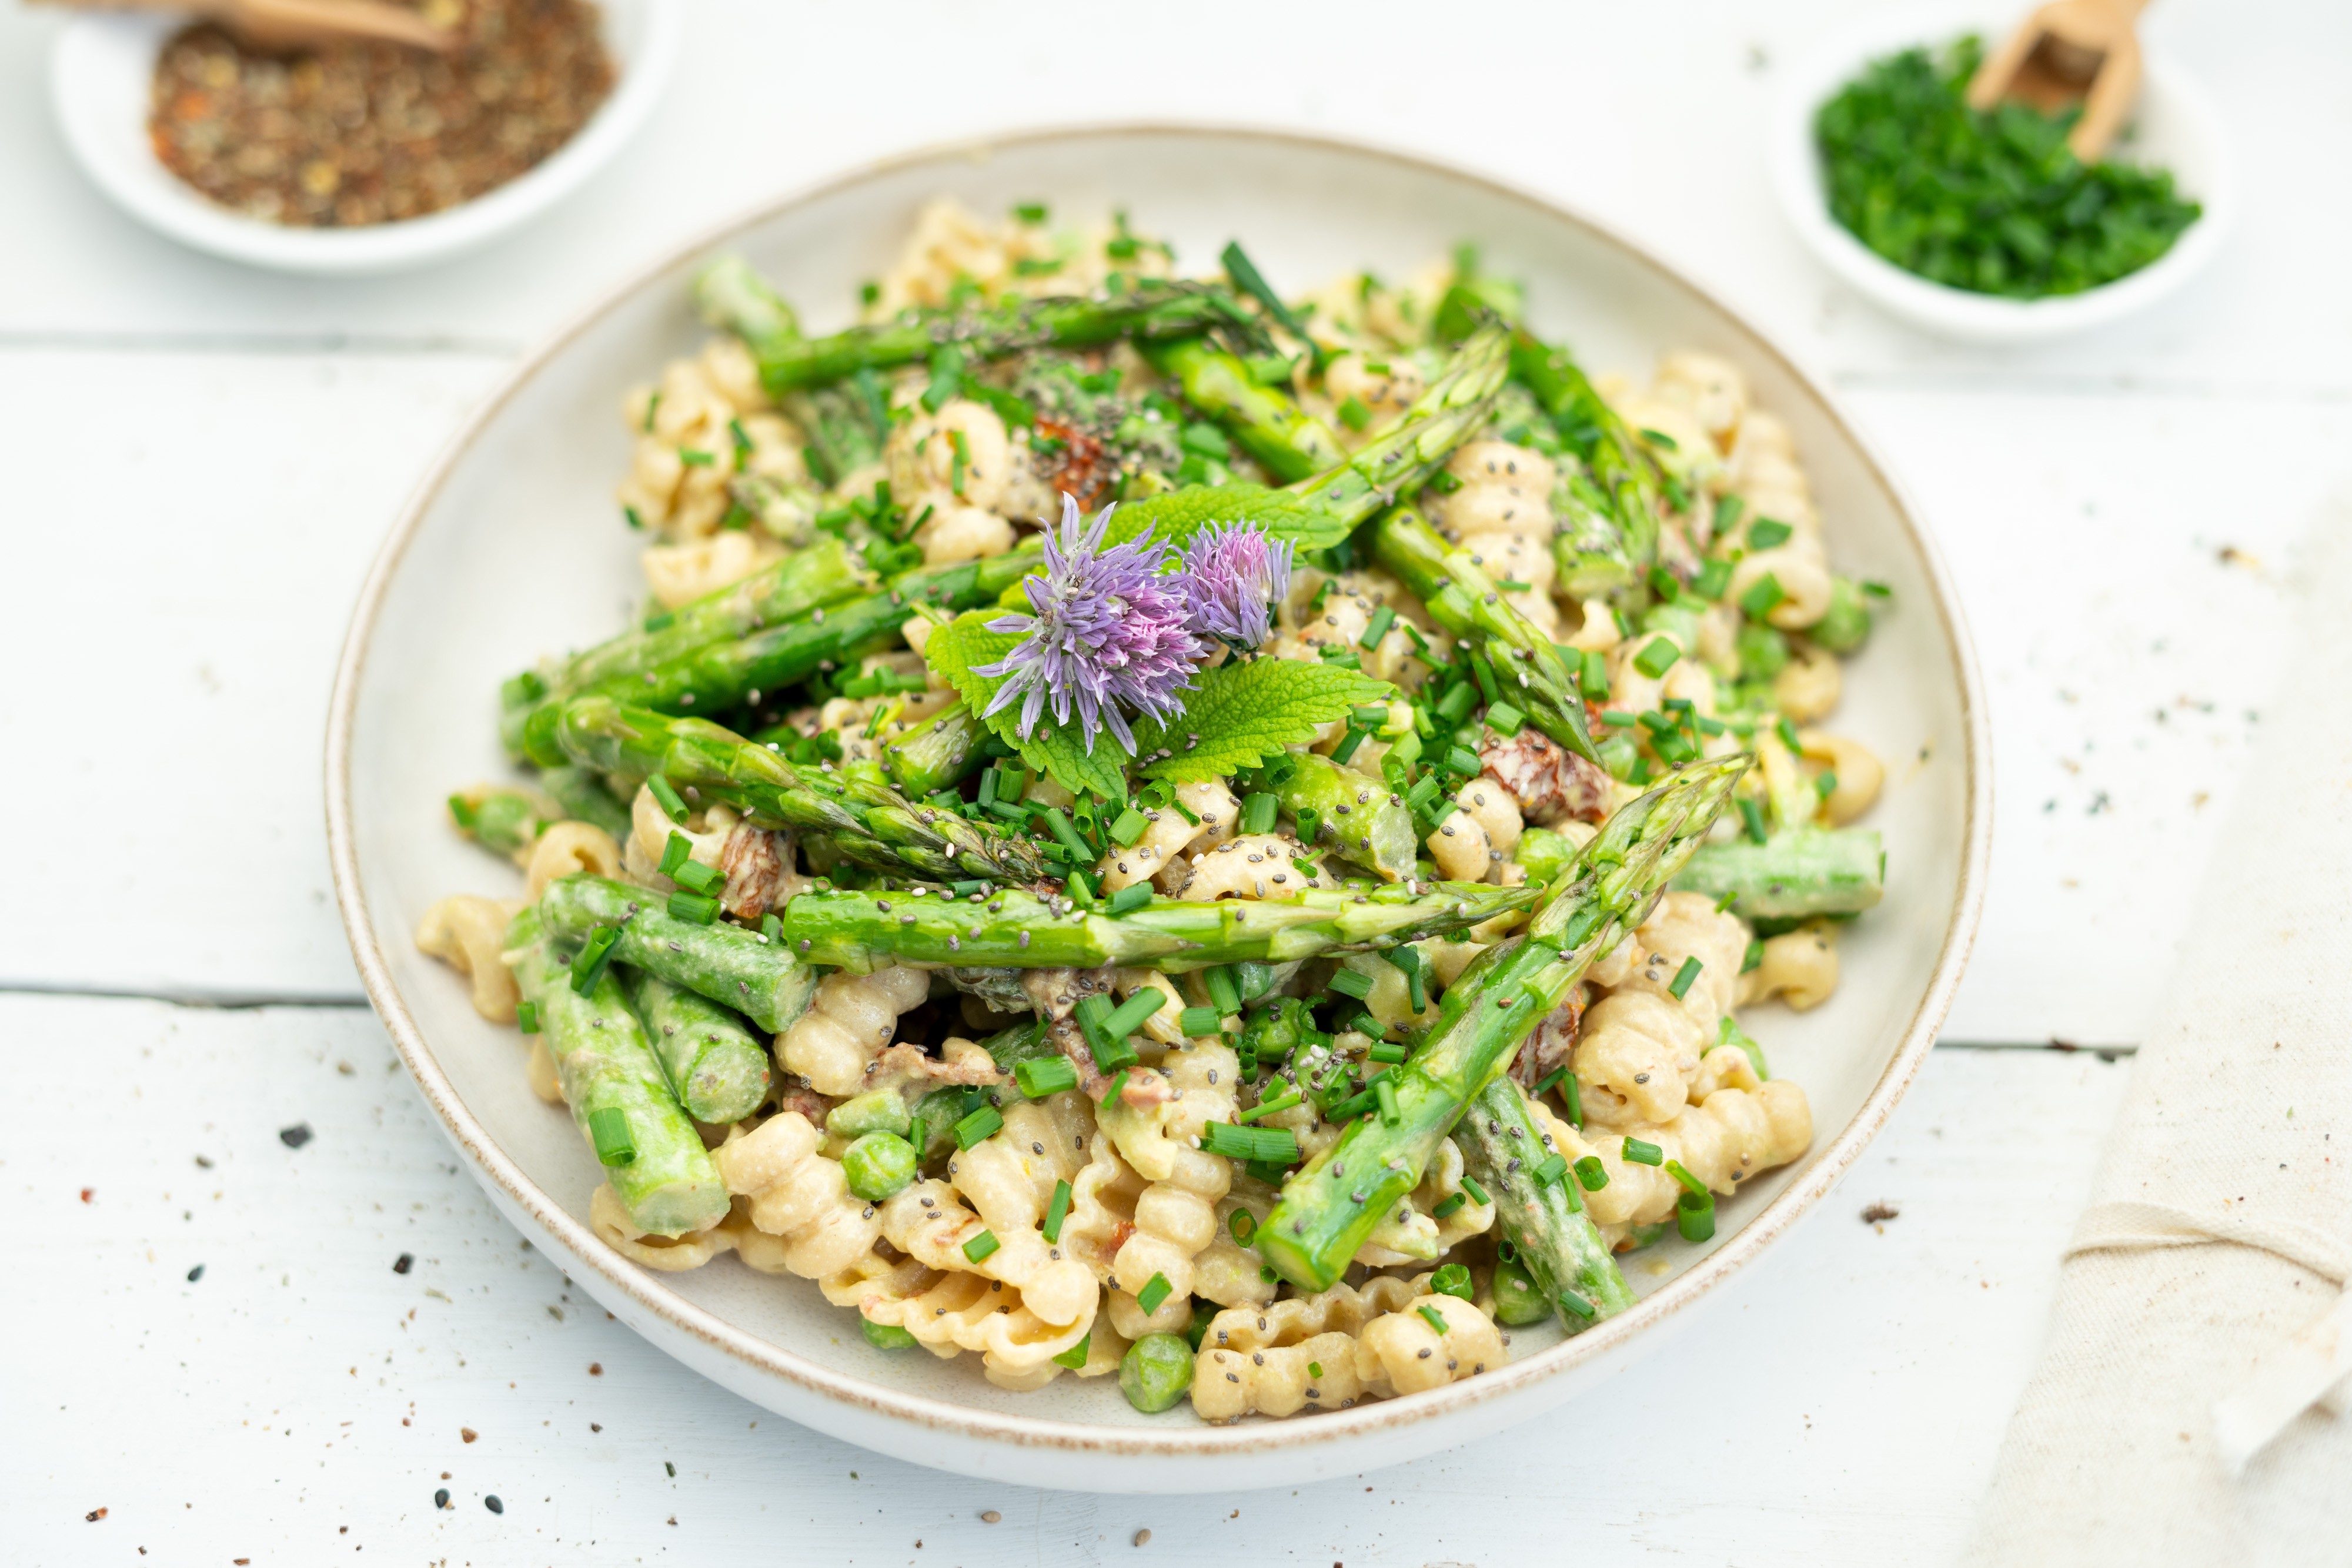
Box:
1965;509;2352;1566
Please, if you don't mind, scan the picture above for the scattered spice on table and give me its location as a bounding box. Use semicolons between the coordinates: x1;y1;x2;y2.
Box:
147;0;615;229
279;1122;313;1148
393;1251;415;1273
1815;34;2201;297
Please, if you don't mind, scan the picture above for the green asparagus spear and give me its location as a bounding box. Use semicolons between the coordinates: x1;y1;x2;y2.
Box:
1506;324;1664;577
780;878;1539;975
506;907;730;1236
542;698;1050;885
1365;503;1599;764
1257;755;1746;1289
448;784;556;857
501;535;874;753
1271;754;1415;881
884;703;987;798
620;968;773;1124
783;380;889;489
516;548;1041;758
754;280;1262;398
693;253;801;359
539;873;818;1034
1458;1075;1635;1330
537;765;634;842
1671;827;1884;921
1141;337;1345;483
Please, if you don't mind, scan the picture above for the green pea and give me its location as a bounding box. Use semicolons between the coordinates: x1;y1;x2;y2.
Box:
827;1089;912;1142
1735;621;1790;681
1808;577;1874;656
1490;1259;1551;1327
841;1132;918;1202
861;1317;917;1350
1118;1332;1195;1414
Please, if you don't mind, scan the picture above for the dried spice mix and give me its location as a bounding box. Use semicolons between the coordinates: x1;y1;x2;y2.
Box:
148;0;614;228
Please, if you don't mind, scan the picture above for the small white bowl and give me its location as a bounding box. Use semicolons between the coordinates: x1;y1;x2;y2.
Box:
1770;4;2233;343
49;0;679;275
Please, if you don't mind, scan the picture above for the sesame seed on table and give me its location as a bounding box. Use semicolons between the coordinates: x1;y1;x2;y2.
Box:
5;0;2346;1559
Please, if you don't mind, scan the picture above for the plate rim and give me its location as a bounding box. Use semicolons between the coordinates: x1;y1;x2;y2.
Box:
324;120;1993;1465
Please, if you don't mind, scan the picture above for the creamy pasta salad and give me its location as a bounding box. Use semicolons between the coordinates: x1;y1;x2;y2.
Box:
419;200;1886;1419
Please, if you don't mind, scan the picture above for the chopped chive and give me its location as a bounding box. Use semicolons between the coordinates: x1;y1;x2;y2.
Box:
673;858;723;896
1815;770;1840;800
863;1319;917;1350
1863;579;1893;598
1632;637;1681;679
1294;804;1321;846
1435;683;1476;726
646;777;688;823
1531;1153;1569;1188
1416;1305;1449;1335
1200;1121;1301;1165
1337;395;1372;431
1013;200;1048;223
1349;703;1392;728
1469;650;1501;707
1484;700;1526;736
1234;1085;1300;1124
1445;745;1483;777
1713;493;1746;532
1015;1057;1078;1098
1101;988;1168;1041
1037;806;1091;861
1367;1039;1408;1065
1051;1332;1091;1370
1638;427;1679;452
1098;1070;1129;1108
657;830;694;878
446;793;479;830
953;1105;1004;1150
1239;791;1278;836
1669;957;1703;1000
1135;1272;1174;1315
1663;1158;1710;1199
1622;1137;1664;1166
1459;1175;1489;1205
1743;937;1765;974
1739;574;1786;618
1328;969;1374;1001
1599;708;1638;728
622;504;645;530
1561;1070;1584;1129
1329;727;1368;765
1738;797;1768;844
1308;1360;1324;1378
1579;648;1611;700
1384;944;1426;1012
1558;1288;1597;1321
1203;967;1242;1017
1108;806;1149;847
1375;1077;1401;1127
1713;888;1739;914
1646;566;1683;605
1358;605;1397;648
1228;1210;1257;1246
1530;1065;1569;1099
961;1229;1001;1264
1105;882;1154;916
1676;1187;1716;1243
1693;558;1734;600
1431;1263;1474;1302
1178;1006;1222;1038
515;1001;539;1034
1776;717;1804;755
1044;1179;1072;1243
1573;1155;1609;1191
677;449;715;467
569;925;620;994
1748;517;1793;550
666;890;720;925
587;1106;636;1167
1431;1192;1466;1220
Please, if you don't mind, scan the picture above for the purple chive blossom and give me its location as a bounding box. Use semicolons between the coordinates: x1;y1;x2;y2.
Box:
1180;521;1294;650
974;494;1202;751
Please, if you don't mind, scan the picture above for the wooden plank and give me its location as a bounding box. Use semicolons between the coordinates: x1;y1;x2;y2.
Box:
1;344;2335;1042
6;991;2126;1562
0;349;506;999
0;0;2344;398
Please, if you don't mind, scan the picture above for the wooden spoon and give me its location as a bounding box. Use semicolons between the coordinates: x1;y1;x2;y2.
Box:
41;0;458;53
1966;0;2151;162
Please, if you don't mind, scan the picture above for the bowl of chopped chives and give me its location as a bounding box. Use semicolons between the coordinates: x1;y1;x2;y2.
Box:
1770;6;2233;343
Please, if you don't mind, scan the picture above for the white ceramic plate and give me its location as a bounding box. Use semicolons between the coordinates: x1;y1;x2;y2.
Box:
327;127;1991;1493
50;0;679;275
1770;4;2233;343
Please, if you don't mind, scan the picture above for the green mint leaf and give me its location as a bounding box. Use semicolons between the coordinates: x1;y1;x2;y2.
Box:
923;612;1132;799
1131;657;1390;783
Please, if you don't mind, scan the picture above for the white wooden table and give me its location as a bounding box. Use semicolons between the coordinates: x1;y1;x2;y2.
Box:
7;1;2346;1560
